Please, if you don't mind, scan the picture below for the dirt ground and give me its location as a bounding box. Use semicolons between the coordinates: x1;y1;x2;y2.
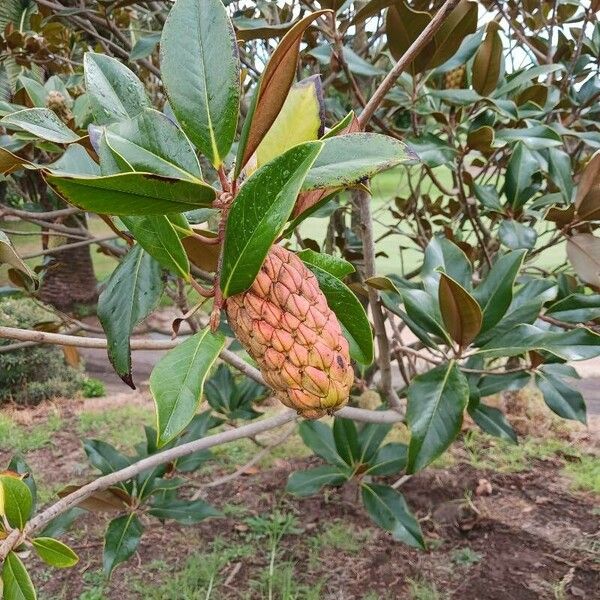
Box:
0;392;598;600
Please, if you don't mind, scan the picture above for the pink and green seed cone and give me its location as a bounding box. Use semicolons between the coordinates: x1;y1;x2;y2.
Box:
226;245;354;418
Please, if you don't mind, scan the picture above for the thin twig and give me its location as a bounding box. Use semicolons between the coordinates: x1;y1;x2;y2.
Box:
357;0;460;128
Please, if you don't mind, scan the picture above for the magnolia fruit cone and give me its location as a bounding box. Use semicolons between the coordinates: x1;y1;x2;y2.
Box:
226;245;354;418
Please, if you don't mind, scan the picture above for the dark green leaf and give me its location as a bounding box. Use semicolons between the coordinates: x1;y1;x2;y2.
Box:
84;52;149;124
121;214;190;279
1;108;79;143
39;508;85;538
333;418;360;466
503;142;539;208
301;133;415;191
468;401;517;443
106;108;203;180
548;148;573;201
406;361;469;473
547;293;600;323
97;245;164;387
150;328;225;446
46;144;100;176
473;251;526;333
536;368;586;424
480;325;600;361
366;443;408;476
2;552;36;600
498;220;538;250
32;538;79;568
402;288;451;344
160;0;239;167
357;422;392;464
220;142;322;297
421;236;472;293
83;440;131;476
46;172;216;216
297;249;355;278
361;483;424;548
306;263;374;365
103;513;143;577
148;499;221;524
286;465;348;497
474;184;504;213
298;421;347;468
129;33;161;60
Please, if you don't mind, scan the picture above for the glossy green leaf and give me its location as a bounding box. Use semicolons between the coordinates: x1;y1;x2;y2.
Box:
547;293;600;323
150;328;225;447
498;219;538;250
421;236;472;293
306;263;374;365
236;10;329;175
32;538;79;568
402;288;451;344
358;422;393;464
298;421;347;468
1;108;79;143
121;214;190;279
83;440;131;476
286;465;348;497
46;172;216;216
333;417;360;466
473;251;526;333
322;111;356;139
46;143;100;176
494;64;564;97
366;443;408;476
160;0;239;167
298;249;354;278
148;499;221;524
361;483;424;548
469;400;517;443
0;231;37;290
255;76;324;169
0;475;33;529
503;142;539;208
301;133;415;191
97;245;164;387
548;148;573;201
105;108;203;180
2;552;36;600
480;324;600;361
220;142;322;297
535;368;587;424
7;456;36;511
406;361;469;473
438;273;482;348
496;125;562;150
84;52;149;125
129;33;161;60
103;513;143;577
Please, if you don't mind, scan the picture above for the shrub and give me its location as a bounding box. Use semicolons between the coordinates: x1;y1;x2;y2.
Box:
0;298;83;405
81;378;106;398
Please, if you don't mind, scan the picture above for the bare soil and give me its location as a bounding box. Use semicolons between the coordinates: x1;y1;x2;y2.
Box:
1;396;598;600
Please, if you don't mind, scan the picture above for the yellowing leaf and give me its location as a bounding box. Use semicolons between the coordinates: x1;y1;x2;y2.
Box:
255;75;324;169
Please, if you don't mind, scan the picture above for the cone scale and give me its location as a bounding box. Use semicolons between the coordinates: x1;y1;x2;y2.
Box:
226;245;353;418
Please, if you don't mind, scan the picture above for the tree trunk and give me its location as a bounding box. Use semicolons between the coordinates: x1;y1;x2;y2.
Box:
39;238;98;311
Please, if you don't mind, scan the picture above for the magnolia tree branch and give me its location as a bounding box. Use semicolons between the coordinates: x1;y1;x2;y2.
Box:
357;0;460;128
0;326;403;422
